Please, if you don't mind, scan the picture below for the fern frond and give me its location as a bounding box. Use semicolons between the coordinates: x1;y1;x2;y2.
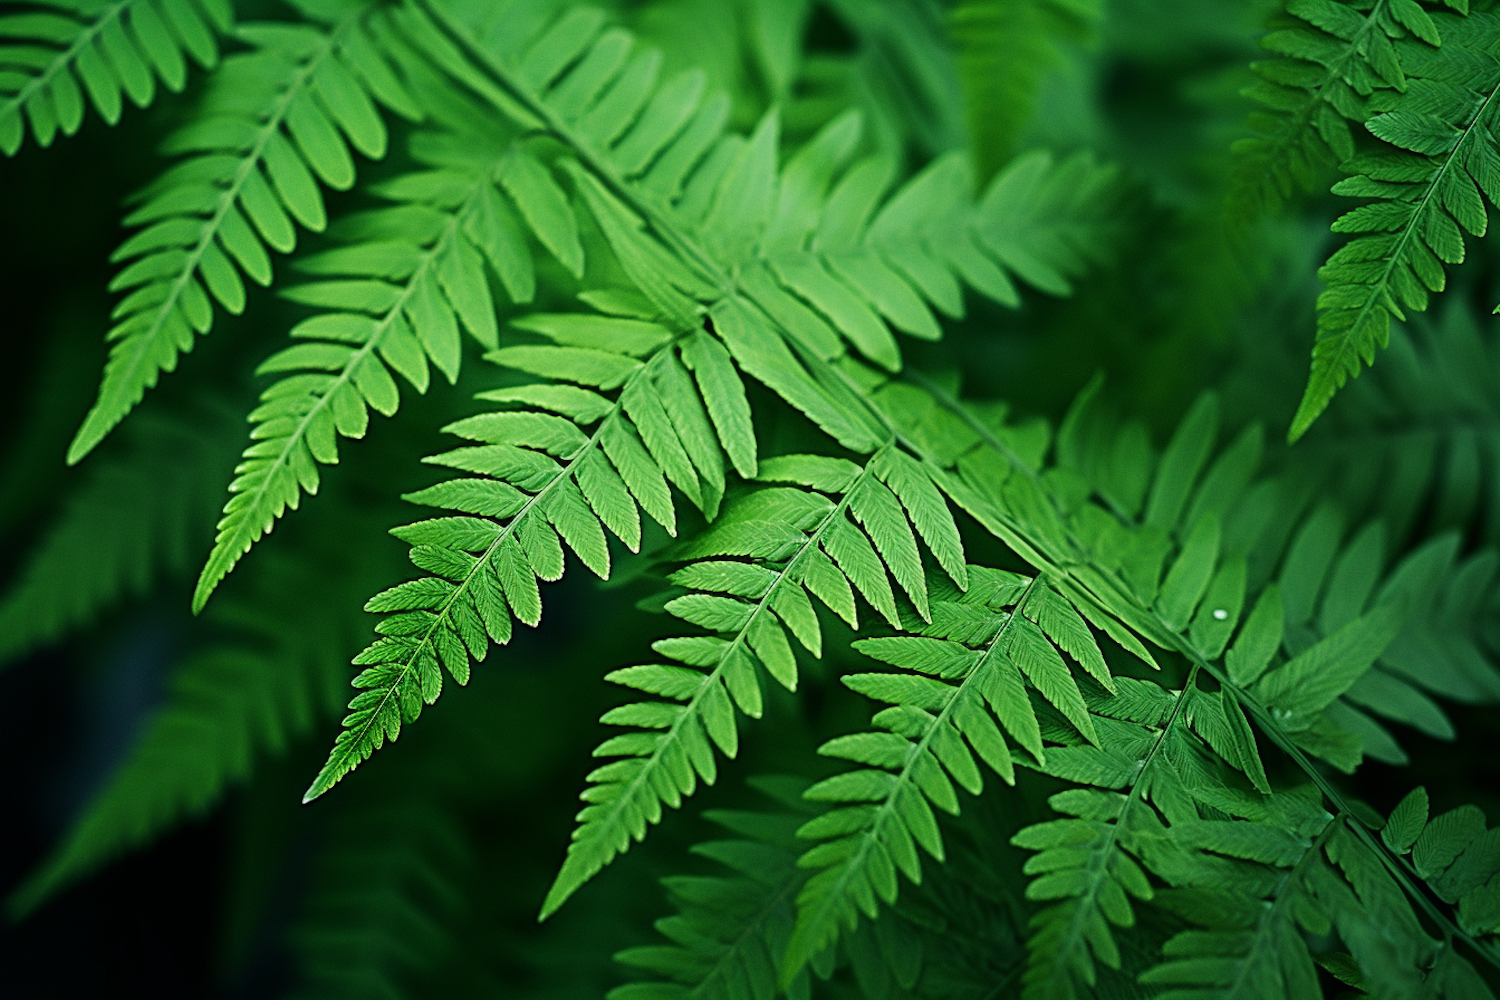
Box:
949;0;1101;180
907;375;1500;768
7;543;365;917
1230;0;1452;220
610;777;816;1000
304;313;733;803
407;0;1122;373
543;442;976;917
1291;9;1500;440
0;0;232;156
191;87;593;611
874;376;1500;990
0;406;235;666
1140;787;1339;1000
1010;674;1197;1000
67;3;417;465
782;568;1132;982
218;2;1117;618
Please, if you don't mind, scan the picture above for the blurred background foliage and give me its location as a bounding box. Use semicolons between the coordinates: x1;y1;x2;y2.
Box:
3;0;1500;997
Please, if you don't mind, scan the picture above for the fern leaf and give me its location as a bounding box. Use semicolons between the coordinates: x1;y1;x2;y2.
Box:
1230;0;1449;219
405;0;1122;411
304;316;733;803
67;5;415;466
782;570;1118;983
0;0;233;156
543;442;972;918
1143;789;1500;1000
1291;11;1500;440
905;374;1500;775
190;104;603;610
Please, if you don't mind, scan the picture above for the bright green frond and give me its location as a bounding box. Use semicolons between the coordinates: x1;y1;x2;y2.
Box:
1230;0;1450;220
544;439;976;919
783;569;1128;982
67;3;415;466
303;314;734;803
0;0;233;156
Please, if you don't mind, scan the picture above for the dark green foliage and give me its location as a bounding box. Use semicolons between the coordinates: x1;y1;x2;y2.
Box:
7;1;1500;998
0;406;237;665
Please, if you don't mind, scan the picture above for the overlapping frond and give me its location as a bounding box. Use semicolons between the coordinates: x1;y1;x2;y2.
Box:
610;777;815;1000
303;310;736;803
1230;0;1455;219
407;0;1122;369
190;77;594;611
783;567;1131;982
863;377;1500;994
193;0;1124;610
67;2;418;465
543;442;977;917
1140;785;1500;1000
0;0;232;156
1291;8;1500;440
0;407;235;666
7;545;366;917
898;376;1500;768
290;0;1122;811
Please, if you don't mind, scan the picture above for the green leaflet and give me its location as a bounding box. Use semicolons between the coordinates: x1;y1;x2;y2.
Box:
67;5;415;466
